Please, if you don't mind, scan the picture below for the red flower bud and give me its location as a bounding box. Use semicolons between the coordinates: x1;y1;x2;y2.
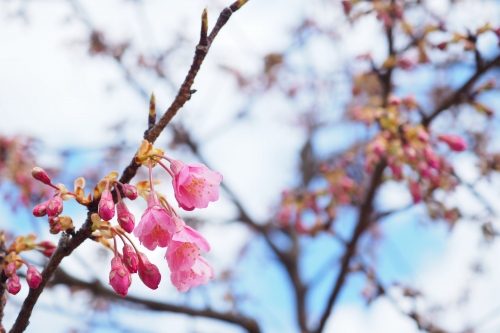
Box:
98;190;115;221
117;201;135;233
122;244;138;274
47;196;63;217
6;274;21;295
138;252;161;290
31;167;51;185
122;184;138;200
26;265;42;289
32;200;49;217
109;257;131;297
4;262;16;277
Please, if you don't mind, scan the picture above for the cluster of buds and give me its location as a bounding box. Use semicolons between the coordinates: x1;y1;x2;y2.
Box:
2;233;55;294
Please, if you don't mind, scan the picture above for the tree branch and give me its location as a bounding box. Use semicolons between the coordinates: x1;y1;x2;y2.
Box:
422;54;500;127
9;2;250;332
48;268;261;333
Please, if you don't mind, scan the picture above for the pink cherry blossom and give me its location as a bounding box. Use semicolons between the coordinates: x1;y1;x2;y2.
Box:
122;244;138;274
133;192;175;250
170;257;214;292
438;134;468;152
122;184;138;200
26;265;42;289
109;257;132;297
138;252;161;290
117;201;135;233
165;224;210;272
409;180;422;203
170;160;222;211
5;262;16;277
98;189;115;221
6;274;21;295
32;200;49;217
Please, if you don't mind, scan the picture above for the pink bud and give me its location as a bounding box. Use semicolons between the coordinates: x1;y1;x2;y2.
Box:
26;265;42;289
438;134;467;152
417;128;429;142
341;1;352;14
46;196;63;217
32;200;49;217
49;223;62;235
98;189;115;221
41;246;56;258
31;167;51;185
122;244;138;274
109;257;132;297
424;147;440;170
4;262;16;277
6;274;21;295
117;201;135;233
138;252;161;290
409;180;422;203
403;145;417;161
122;184;138;200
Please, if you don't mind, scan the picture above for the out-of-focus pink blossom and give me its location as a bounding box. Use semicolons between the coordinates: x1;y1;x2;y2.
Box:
138;252;161;290
438;134;468;152
417;128;429;142
46;196;63;217
165;225;210;272
134;192;175;250
109;257;131;297
26;265;42;289
170;257;214;292
117;201;135;233
98;189;115;221
122;244;138;274
6;274;21;295
409;180;422;203
170;160;223;211
424;147;440;170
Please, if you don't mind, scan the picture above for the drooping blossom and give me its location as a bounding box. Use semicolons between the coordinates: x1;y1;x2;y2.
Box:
438;134;468;152
109;257;132;297
117;201;135;233
138;252;161;290
133;192;175;250
26;265;42;289
122;184;138;200
165;223;210;272
170;257;214;292
98;187;115;221
6;274;21;295
170;160;223;211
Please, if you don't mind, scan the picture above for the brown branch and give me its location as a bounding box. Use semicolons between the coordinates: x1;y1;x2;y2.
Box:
9;2;250;332
49;268;261;333
422;54;500;127
313;160;386;333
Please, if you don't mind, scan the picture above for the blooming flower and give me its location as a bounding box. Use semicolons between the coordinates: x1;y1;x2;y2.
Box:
109;257;132;297
138;252;161;290
165;223;210;272
133;192;175;250
170;257;214;292
170;160;223;211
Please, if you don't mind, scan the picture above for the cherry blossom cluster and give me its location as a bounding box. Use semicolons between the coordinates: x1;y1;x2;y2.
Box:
30;139;222;297
1;233;55;295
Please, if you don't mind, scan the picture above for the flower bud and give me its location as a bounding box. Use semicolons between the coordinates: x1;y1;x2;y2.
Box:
6;274;21;295
109;257;131;297
31;167;51;185
438;134;468;152
38;241;56;258
122;184;138;200
4;262;16;277
26;265;42;289
138;252;161;290
98;189;115;221
47;196;63;217
32;200;49;217
117;201;135;233
49;223;62;235
122;244;138;274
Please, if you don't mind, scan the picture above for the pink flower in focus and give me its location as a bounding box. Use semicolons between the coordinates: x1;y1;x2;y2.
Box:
6;274;21;295
117;201;135;233
46;196;63;217
122;244;138;274
32;200;49;217
26;265;42;289
133;192;175;250
109;257;132;297
138;252;161;290
170;257;214;292
165;224;210;272
31;167;51;185
170;160;223;211
98;189;115;221
438;134;468;152
122;184;138;200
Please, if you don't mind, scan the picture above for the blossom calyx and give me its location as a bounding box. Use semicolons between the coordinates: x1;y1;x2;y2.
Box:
109;257;132;297
135;140;164;167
